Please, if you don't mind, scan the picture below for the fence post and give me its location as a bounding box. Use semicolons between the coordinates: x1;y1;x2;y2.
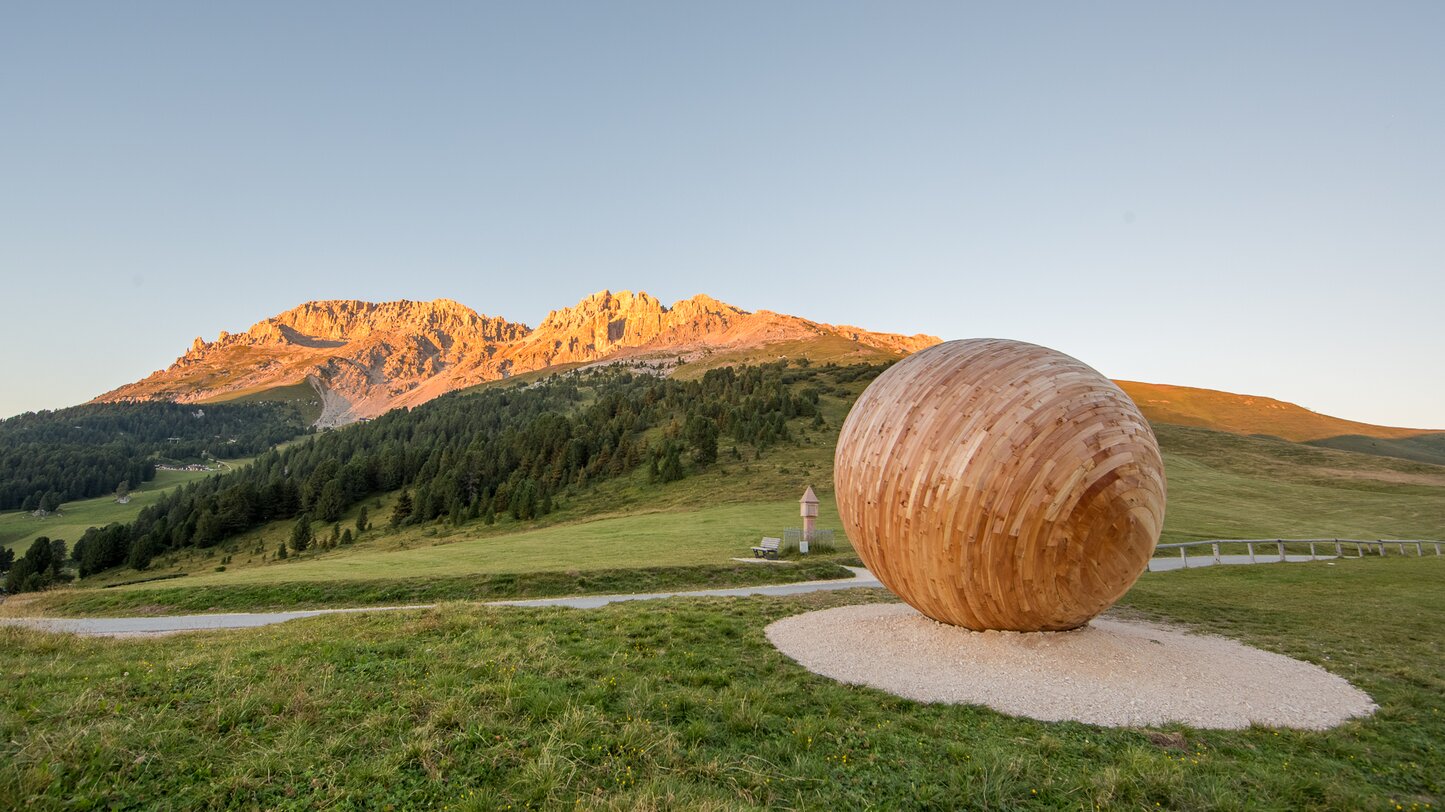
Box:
1355;542;1362;558
1212;542;1221;564
1416;542;1423;557
1334;539;1342;557
1248;542;1256;563
1379;540;1386;557
1436;542;1442;556
1277;540;1285;562
1180;546;1188;569
1308;541;1316;560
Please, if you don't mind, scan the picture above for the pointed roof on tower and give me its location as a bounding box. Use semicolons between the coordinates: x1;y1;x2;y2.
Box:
800;485;819;505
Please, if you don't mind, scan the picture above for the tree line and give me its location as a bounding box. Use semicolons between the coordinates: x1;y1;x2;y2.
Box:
71;362;857;579
2;537;68;593
0;401;310;511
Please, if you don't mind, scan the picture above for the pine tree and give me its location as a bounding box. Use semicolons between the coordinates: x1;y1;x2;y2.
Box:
391;490;414;528
316;480;346;523
195;511;223;548
660;442;684;482
355;506;369;534
276;542;288;560
289;514;312;554
340;528;354;545
685;414;719;467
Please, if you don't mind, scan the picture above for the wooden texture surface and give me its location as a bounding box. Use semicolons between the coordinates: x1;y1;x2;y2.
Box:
834;339;1167;631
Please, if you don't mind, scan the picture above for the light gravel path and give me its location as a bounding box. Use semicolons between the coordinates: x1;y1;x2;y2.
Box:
4;556;1380;729
2;552;1346;638
766;603;1378;729
1;568;881;637
4;604;439;638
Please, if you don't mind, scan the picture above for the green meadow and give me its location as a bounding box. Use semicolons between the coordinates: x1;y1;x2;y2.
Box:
8;401;1443;617
0;467;229;554
3;368;1444;809
3;557;1441;810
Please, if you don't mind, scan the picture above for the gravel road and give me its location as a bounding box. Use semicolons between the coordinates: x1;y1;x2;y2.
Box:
2;555;1351;638
1;567;882;637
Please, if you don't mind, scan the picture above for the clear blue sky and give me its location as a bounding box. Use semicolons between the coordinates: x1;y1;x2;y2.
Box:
2;2;1441;427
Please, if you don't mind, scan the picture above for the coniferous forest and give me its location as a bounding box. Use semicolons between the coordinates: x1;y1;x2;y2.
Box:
68;363;884;579
0;401;310;512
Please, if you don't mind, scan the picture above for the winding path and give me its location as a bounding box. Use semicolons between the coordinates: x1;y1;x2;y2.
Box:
2;553;1353;638
2;567;883;637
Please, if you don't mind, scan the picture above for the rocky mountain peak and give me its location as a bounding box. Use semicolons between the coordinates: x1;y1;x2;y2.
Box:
96;289;942;426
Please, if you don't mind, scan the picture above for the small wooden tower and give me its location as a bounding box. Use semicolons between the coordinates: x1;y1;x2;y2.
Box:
800;485;819;540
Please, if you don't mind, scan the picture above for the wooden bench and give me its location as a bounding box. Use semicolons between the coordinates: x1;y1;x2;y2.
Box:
752;537;782;560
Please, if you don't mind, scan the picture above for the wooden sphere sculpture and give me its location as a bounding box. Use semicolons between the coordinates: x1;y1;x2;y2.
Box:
834;339;1166;632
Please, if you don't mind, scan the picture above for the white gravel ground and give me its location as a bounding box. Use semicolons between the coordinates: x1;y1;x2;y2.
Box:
765;603;1377;730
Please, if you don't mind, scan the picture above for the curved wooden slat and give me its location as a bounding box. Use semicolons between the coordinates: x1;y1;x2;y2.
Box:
834;339;1167;631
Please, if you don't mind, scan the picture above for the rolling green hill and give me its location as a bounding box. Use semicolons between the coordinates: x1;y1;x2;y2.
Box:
10;359;1441;617
0;467;227;554
200;379;325;425
1119;380;1444;466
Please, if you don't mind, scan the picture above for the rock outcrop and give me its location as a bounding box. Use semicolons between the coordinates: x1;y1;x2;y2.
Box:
95;291;941;425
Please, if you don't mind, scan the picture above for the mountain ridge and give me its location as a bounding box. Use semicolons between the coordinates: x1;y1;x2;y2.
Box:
93;291;1442;467
95;290;941;426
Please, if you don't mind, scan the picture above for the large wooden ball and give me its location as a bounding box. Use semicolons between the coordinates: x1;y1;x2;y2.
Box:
834;339;1166;631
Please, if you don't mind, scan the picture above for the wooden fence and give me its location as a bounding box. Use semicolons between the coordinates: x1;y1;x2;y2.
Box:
1146;538;1444;572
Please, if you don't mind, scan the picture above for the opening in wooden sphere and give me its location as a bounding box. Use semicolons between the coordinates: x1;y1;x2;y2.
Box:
834;339;1167;631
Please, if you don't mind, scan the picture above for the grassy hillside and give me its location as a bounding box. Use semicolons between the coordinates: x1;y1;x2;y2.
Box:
1117;380;1438;441
11;358;1442;618
670;335;904;378
3;558;1441;809
0;467;228;553
1307;432;1445;467
75;420;1445;590
1119;380;1444;467
1154;423;1445;543
123;499;843;589
200;379;325;425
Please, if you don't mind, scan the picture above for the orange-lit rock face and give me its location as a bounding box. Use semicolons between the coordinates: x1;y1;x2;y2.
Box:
834;339;1167;631
95;290;943;428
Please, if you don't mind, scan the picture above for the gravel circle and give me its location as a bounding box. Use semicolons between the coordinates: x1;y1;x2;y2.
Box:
765;603;1377;730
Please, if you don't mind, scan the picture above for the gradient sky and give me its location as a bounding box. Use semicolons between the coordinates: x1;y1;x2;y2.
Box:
2;2;1441;427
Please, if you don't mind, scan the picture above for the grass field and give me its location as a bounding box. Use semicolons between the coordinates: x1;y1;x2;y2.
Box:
0;467;228;553
3;557;1441;809
1153;424;1445;544
131;500;845;589
1118;380;1440;441
6;363;1444;808
669;336;904;379
201;379;325;425
9;560;857;617
11;381;1443;616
